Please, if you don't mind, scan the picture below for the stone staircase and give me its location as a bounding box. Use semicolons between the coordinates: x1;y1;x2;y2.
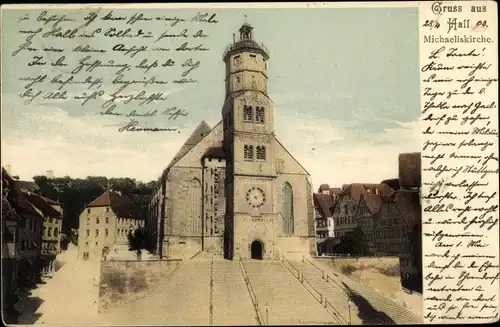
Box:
212;259;258;325
310;258;423;325
287;260;359;325
243;260;338;325
101;260;210;325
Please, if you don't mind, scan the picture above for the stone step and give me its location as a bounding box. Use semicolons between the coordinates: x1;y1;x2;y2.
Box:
211;260;258;326
311;260;423;325
243;260;339;325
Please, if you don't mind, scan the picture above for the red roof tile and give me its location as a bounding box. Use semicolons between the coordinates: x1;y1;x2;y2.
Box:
21;191;61;219
318;184;330;192
2;167;41;218
87;190;143;220
313;193;335;217
39;195;60;205
329;187;343;195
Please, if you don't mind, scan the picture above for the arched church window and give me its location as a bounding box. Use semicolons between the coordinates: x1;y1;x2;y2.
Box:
256;107;265;123
244;145;254;160
256;146;266;160
283;182;294;235
243;105;253;122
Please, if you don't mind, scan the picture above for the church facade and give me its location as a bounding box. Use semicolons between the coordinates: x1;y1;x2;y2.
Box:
148;23;316;260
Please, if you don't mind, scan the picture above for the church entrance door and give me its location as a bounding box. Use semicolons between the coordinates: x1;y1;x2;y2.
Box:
250;240;264;260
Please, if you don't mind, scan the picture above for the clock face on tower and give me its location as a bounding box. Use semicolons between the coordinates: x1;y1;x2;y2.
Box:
246;186;266;208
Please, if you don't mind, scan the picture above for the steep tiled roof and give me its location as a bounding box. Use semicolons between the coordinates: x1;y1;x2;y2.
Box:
167;121;212;169
363;193;383;215
318;184;330;192
394;189;421;228
87;190;143;220
21;190;61;219
15;180;40;193
313;193;335;218
329;187;343;195
1;167;41;218
381;178;400;191
39;195;60;205
399;152;421;189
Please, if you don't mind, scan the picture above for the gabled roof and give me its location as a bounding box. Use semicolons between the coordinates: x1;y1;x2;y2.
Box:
167;120;212;169
381;178;400;191
318;184;330;192
21;190;61;219
87;190;143;220
275;138;310;176
40;195;60;205
313;193;335;218
329;187;343;195
15;180;40;193
1;167;41;218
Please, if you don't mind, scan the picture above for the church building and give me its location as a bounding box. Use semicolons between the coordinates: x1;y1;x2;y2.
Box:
148;22;316;260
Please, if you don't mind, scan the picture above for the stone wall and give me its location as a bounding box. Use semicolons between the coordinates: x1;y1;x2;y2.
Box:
316;256;403;303
98;260;181;313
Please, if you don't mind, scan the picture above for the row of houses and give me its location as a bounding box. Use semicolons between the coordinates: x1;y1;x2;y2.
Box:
1;167;63;322
313;153;422;284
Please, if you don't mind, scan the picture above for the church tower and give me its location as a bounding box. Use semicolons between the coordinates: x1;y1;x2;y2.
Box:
222;21;279;260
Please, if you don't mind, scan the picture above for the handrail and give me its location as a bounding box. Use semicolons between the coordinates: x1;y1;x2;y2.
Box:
209;255;214;326
281;256;300;279
302;255;322;272
284;257;349;325
239;258;265;325
324;299;349;325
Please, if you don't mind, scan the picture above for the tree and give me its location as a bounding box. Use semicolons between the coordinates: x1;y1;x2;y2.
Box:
127;227;152;260
335;226;371;257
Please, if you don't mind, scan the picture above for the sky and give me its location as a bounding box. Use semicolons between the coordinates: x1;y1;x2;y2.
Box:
1;6;420;191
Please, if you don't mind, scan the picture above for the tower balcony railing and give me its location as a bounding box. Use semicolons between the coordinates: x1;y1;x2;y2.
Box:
222;41;270;60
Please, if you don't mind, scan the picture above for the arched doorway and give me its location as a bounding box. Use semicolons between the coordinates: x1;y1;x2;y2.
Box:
251;240;264;260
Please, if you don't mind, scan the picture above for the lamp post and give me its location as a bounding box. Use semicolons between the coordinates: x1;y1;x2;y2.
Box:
347;300;353;325
265;302;269;325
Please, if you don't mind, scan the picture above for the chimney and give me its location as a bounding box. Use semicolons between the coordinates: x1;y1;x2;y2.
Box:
5;164;11;175
46;170;54;179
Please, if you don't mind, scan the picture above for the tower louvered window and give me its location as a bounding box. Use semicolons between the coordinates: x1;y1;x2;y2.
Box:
244;145;254;160
256;106;265;123
256;146;266;160
244;105;253;122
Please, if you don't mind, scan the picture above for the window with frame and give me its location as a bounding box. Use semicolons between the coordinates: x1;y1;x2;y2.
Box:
105;229;109;237
106;217;109;224
244;145;254;160
48;227;52;237
256;146;266;160
96;229;99;237
243;105;253;122
96;217;99;224
255;106;265;123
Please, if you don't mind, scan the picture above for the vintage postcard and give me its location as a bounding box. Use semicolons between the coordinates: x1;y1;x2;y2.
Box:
1;1;498;326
